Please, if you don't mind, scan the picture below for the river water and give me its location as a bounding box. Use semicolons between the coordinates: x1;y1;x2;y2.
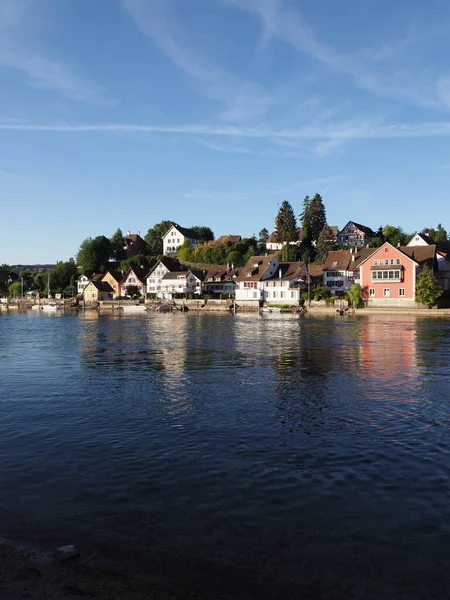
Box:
0;311;449;599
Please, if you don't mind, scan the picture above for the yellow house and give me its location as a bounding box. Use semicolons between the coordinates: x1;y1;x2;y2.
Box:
83;280;114;301
101;271;123;298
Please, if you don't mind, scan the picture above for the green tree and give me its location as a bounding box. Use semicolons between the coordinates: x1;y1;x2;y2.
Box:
48;259;78;295
435;223;448;243
225;250;243;267
190;226;214;243
308;193;327;243
144;220;174;255
415;265;443;307
369;226;385;248
0;264;11;295
275;201;297;245
8;281;22;298
76;236;111;275
119;254;156;273
258;228;269;244
315;224;336;263
110;228;126;262
347;283;364;308
382;225;407;247
243;245;257;264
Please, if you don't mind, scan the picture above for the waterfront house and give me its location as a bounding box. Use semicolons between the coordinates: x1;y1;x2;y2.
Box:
123;231;150;258
359;242;438;306
406;233;450;290
260;262;306;305
337;221;375;248
77;274;90;295
146;258;186;298
235;255;280;304
407;232;434;247
83;280;114;301
162;224;200;256
160;270;205;298
322;248;376;295
202;265;237;296
101;271;122;298
120;267;147;297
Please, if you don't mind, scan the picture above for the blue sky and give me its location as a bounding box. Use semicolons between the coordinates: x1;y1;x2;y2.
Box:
1;0;450;264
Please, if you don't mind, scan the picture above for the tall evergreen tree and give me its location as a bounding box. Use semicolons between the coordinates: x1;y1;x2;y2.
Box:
300;195;311;241
275;201;298;244
435;223;448;243
110;228;126;262
308;193;327;243
315;224;336;263
415;265;443;307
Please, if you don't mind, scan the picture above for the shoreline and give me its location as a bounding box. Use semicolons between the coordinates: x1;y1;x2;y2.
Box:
0;537;210;600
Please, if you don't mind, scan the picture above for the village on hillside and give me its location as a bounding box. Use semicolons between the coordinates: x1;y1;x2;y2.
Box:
3;195;450;310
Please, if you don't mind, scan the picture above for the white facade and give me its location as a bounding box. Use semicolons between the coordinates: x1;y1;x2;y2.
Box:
260;279;301;305
163;226;199;256
407;233;430;247
235;256;280;303
161;272;202;298
77;275;90;295
121;269;145;297
146;261;176;298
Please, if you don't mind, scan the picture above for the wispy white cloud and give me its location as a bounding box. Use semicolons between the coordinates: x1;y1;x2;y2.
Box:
0;0;114;106
120;0;272;121
222;0;450;111
4;118;450;140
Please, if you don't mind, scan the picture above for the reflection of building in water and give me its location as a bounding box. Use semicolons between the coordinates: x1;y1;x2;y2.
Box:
358;316;418;379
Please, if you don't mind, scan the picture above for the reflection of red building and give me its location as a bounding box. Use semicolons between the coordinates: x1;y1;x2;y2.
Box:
359;242;419;307
358;316;417;376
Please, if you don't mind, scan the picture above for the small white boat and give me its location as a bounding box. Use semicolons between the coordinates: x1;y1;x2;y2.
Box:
121;305;147;312
42;302;60;312
261;307;282;313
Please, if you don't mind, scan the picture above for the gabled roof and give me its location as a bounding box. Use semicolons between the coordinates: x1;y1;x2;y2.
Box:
265;261;304;282
86;280;114;293
163;224;200;240
91;273;103;282
204;265;229;281
308;263;326;278
357;242;419;269
102;270;122;283
161;269;205;281
339;221;375;237
407;232;434;246
120;266;147;284
400;244;436;266
323;250;352;271
350;247;377;269
145;257;184;278
235;255;278;281
123;233;150;256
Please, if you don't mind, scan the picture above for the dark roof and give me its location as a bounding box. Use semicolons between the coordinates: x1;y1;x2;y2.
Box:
339;221;375;237
101;270;122;283
164;224;200;240
120;266;147;284
323;250;352;271
308;263;326;278
351;247;377;269
189;269;206;281
265;261;304;282
204;265;229;281
87;281;114;293
161;269;205;281
91;273;103;282
235;255;278;281
400;244;436;266
123;233;150;257
145;258;185;278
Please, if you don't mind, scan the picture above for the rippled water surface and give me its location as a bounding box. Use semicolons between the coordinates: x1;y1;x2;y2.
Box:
1;311;450;598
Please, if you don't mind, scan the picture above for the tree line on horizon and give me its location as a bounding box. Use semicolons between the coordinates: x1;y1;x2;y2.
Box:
1;198;449;297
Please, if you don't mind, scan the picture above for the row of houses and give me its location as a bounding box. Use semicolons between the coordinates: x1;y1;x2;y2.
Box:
78;231;450;307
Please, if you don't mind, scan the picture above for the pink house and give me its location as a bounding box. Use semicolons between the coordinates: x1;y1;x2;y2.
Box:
359;242;418;307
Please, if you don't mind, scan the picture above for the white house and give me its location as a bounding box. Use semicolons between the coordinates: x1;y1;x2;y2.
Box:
235;255;280;303
77;274;90;295
407;232;434;247
146;258;185;298
202;266;237;296
260;262;307;305
322;248;376;295
120;267;147;297
163;224;200;256
160;270;204;298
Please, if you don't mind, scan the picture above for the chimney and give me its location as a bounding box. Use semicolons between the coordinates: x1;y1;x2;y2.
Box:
397;241;400;247
279;268;282;278
227;263;229;270
138;231;140;237
231;263;234;270
352;254;355;262
127;230;130;236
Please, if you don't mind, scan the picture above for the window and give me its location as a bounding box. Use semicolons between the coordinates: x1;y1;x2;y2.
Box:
384;288;390;296
372;270;401;281
373;260;378;266
273;291;278;298
390;259;395;265
253;291;258;298
280;291;284;298
399;288;405;296
385;259;389;265
369;288;375;296
396;259;401;265
385;247;389;252
291;291;294;298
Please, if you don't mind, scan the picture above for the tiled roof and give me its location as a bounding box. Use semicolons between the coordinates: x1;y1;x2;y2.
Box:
350;222;375;237
265;261;304;282
235;255;278;281
204;265;229;281
400;244;436;266
102;270;122;283
120;266;147;284
308;263;326;278
350;248;377;269
91;273;103;281
323;250;352;271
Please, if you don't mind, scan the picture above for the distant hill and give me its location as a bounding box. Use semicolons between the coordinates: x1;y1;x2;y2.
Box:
10;265;55;273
